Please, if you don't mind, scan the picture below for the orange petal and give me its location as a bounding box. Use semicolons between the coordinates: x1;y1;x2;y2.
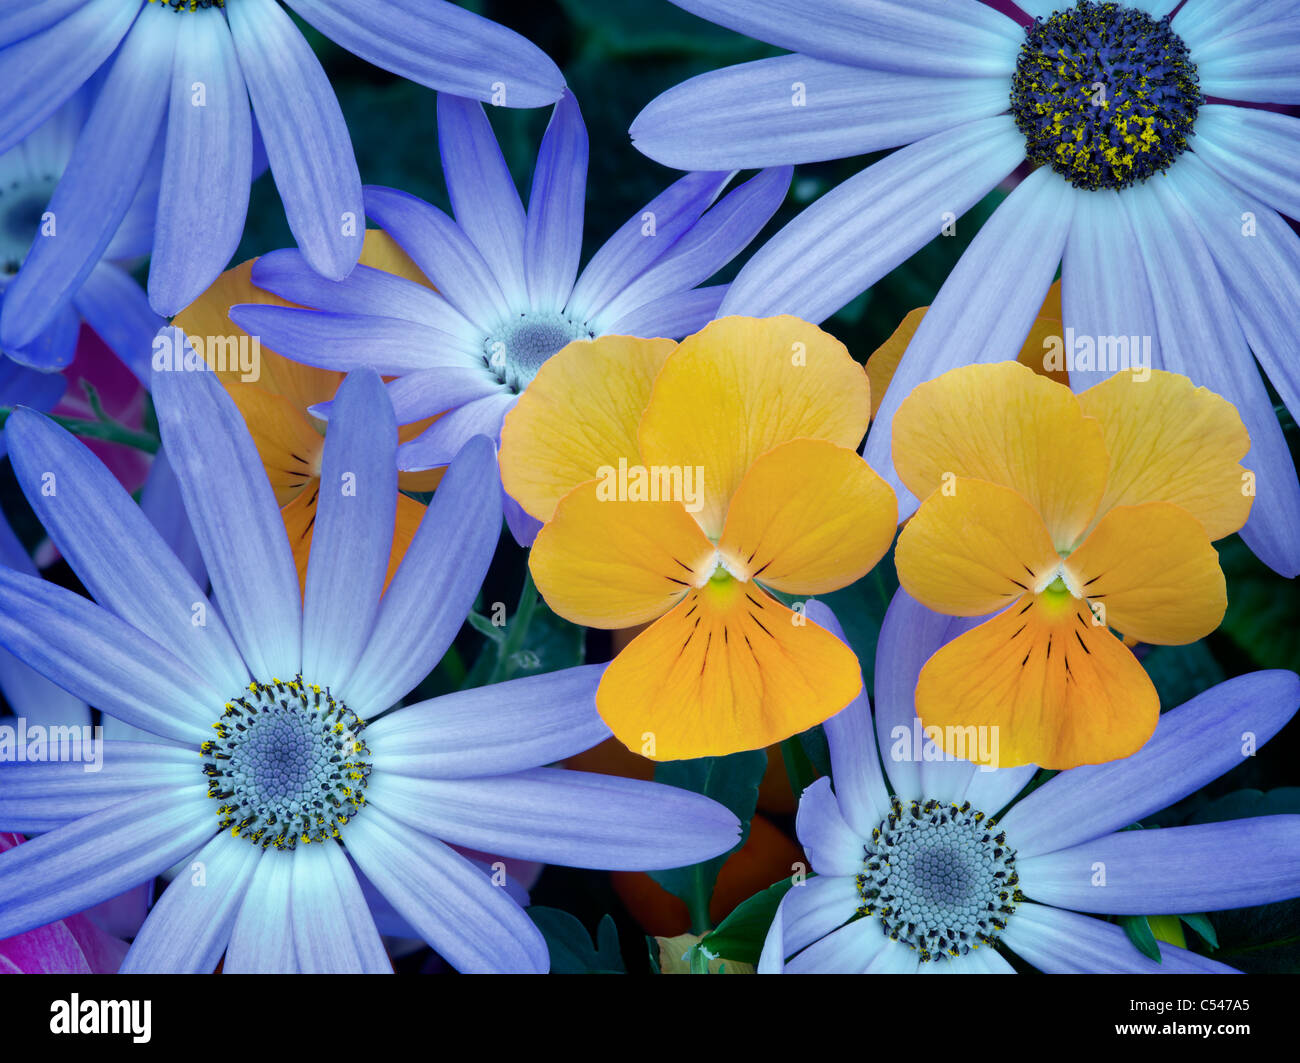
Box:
916;597;1159;769
865;307;926;419
597;582;863;760
281;481;424;597
638;316;871;539
895;477;1060;616
892;361;1107;551
1064;502;1227;645
718;438;896;594
530;481;716;629
1076;369;1252;541
500;335;677;522
225;387;324;505
359;228;433;288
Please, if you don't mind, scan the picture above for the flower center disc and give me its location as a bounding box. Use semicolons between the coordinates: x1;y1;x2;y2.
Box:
0;179;57;278
201;677;371;850
147;0;226;13
856;797;1019;963
485;311;593;392
1011;1;1200;191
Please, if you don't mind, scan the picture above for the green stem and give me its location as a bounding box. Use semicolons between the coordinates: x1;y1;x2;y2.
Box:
686;879;712;937
488;569;538;684
0;407;159;454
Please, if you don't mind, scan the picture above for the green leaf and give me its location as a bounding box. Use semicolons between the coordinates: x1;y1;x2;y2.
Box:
1185;787;1300;825
1218;535;1300;671
780;737;817;801
528;908;626;974
701;876;797;965
1209;899;1300;974
1179;913;1219;950
1120;914;1162;963
465;610;506;645
1139;641;1225;711
558;0;780;60
649;749;768;933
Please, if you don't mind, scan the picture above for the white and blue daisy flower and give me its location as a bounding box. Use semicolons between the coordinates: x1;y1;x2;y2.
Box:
759;599;1300;973
633;0;1300;578
228;90;792;542
0;0;565;341
0;342;740;973
0;87;163;379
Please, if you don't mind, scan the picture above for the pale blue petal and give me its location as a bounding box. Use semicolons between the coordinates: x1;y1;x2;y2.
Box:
149;9;251;315
631;54;1012;169
591;166;790;329
286;0;564;107
1003;902;1238;973
1002;671;1300;857
0;568;220;744
366;664;609;779
152;343;303;680
343;435;500;714
601;285;726;339
139;446;206;589
227;0;362;280
223;846;296;973
395;392;515;471
862;166;1075;517
524;92;587;312
1019;817;1300;913
795;776;865;877
291;841;391;974
302;370;396;692
0;741;196;833
0;0;136;154
759;873;859;972
364;185;514;329
343;803;548;973
785;915;895;973
0;0;87;48
1;300;80;373
1174;0;1284;54
120;831;261;974
72;263;164;383
1192;105;1300;221
437;93;526;299
665;0;1021;77
0;784;214;940
805;600;890;836
365;767;741;870
719;115;1024;323
567;171;729;323
1127;174;1300;577
0;11;174;349
1195;19;1300;103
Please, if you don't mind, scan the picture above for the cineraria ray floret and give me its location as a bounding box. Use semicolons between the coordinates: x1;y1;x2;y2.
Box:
856;797;1019;963
1011;1;1201;191
485;311;595;393
201;675;371;850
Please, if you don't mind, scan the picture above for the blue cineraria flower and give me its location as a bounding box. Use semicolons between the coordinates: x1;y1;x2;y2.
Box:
758;599;1300;973
228;91;792;542
633;0;1300;578
0;348;739;973
0;89;162;379
0;0;565;338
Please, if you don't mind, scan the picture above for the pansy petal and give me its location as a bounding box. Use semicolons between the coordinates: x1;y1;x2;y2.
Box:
1077;371;1251;541
1000;670;1300;857
343;804;548;973
896;478;1060;617
719;438;896;594
531;484;715;628
596;585;863;761
1064;502;1227;645
893;361;1108;550
500;335;676;522
639;315;870;538
227;0;362;280
915;598;1159;770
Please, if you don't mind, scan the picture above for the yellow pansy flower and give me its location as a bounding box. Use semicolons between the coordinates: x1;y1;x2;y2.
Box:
893;361;1252;769
500;315;898;761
